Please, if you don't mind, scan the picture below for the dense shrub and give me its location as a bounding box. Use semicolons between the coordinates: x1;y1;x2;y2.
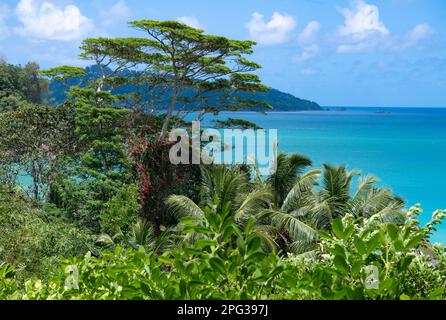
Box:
277;206;446;300
99;184;141;235
1;200;444;300
0;187;96;280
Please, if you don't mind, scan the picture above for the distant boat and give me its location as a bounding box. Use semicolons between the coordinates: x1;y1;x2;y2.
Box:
376;109;391;114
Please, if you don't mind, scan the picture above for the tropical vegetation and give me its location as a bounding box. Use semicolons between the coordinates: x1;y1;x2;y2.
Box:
0;20;445;301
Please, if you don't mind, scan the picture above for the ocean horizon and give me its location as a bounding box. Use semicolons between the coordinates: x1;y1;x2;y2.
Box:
200;107;446;243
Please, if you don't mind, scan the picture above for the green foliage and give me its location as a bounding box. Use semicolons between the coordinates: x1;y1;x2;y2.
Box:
2;198;283;300
48;68;320;112
213;118;261;129
0;19;445;302
277;206;446;300
0;187;96;281
0;104;77;199
0;61;48;112
46;82;132;229
40;66;86;82
0;263;18;298
1;199;445;300
44;19;271;139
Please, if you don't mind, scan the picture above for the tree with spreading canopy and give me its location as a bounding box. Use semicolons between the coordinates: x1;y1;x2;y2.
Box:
43;20;271;139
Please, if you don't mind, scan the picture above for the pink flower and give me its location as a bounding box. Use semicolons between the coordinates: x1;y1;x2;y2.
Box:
140;187;150;194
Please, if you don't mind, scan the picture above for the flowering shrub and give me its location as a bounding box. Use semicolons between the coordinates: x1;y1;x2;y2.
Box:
130;129;200;238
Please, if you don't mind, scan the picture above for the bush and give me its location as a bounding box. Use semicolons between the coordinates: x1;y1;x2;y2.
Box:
0;187;96;280
3;199;283;300
277;206;446;300
99;184;141;235
2;200;445;300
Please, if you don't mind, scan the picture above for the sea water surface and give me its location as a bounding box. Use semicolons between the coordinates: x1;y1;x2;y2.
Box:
200;107;446;243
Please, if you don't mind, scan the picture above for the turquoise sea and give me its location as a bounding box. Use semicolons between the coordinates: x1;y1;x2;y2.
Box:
202;107;446;243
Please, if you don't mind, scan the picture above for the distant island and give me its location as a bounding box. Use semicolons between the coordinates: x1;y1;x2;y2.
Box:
47;65;322;112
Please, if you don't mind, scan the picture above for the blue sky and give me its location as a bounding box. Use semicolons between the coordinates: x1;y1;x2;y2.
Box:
0;0;445;107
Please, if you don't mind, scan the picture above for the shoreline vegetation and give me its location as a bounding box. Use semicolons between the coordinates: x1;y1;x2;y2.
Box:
1;19;445;301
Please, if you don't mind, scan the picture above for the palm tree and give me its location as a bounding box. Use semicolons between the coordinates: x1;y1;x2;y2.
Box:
166;165;278;251
165;153;406;256
251;152;322;254
310;165;406;228
97;217;183;254
166;153;322;254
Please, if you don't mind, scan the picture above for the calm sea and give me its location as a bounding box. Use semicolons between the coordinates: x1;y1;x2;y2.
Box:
201;107;446;243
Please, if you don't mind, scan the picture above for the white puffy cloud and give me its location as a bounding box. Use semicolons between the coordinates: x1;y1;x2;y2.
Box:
298;21;321;45
0;4;10;39
337;0;389;40
100;0;132;27
336;0;389;53
246;12;296;45
177;16;204;30
14;0;93;41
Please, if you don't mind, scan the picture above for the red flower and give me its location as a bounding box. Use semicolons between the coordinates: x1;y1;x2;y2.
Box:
140;187;150;194
131;147;141;155
137;164;145;173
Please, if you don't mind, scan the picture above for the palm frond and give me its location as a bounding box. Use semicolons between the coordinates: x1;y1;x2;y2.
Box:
267;152;312;207
260;209;318;243
353;175;379;202
281;168;321;212
200;165;249;211
234;190;273;221
165;195;205;219
288;239;318;255
131;218;152;245
252;224;280;253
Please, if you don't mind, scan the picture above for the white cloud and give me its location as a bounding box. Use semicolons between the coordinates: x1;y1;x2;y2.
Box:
337;0;389;40
177;16;204;30
246;12;296;45
14;0;93;41
336;0;389;53
0;4;10;39
295;21;321;63
295;44;320;62
100;0;131;27
397;23;434;49
298;21;321;45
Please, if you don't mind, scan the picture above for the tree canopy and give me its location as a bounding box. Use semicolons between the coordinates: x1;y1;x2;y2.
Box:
43;19;271;139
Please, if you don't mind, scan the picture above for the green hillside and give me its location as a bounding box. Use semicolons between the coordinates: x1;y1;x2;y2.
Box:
47;66;321;112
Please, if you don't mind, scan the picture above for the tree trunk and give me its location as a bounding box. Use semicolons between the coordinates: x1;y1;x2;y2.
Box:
151;222;161;239
31;162;39;200
159;85;179;141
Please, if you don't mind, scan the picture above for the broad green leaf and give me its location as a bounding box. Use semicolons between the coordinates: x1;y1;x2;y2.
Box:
332;219;344;239
209;257;226;274
333;255;349;274
386;223;398;241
